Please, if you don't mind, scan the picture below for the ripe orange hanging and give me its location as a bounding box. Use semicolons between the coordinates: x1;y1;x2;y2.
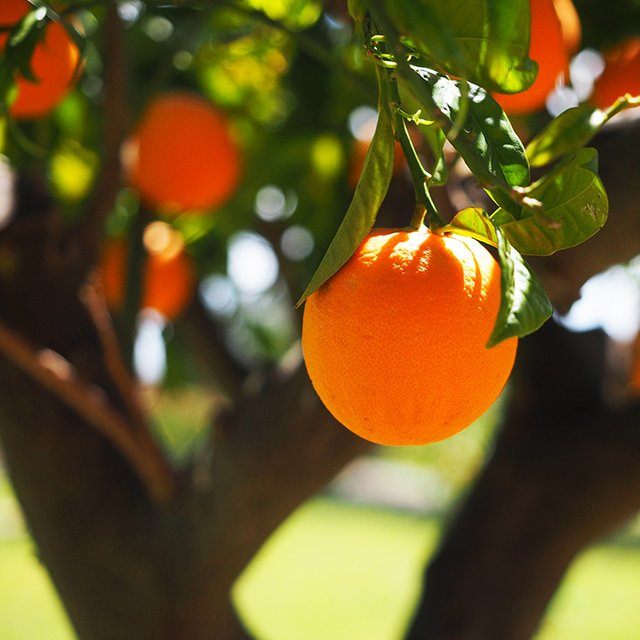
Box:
99;222;196;321
0;0;81;119
123;92;242;215
494;0;579;116
301;227;518;446
591;38;640;109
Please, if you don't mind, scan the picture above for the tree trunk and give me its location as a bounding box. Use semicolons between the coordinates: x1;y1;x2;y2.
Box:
406;322;640;640
0;187;368;638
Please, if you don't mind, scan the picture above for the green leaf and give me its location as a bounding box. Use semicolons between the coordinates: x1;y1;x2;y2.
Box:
439;210;551;345
384;0;535;94
384;0;467;77
0;6;48;109
296;72;396;307
488;228;552;347
484;0;537;93
526;104;606;167
495;147;608;255
404;66;529;209
526;98;640;167
6;7;47;83
447;207;499;246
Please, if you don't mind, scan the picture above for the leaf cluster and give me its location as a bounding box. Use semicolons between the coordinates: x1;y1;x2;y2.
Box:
0;0;618;361
299;0;611;346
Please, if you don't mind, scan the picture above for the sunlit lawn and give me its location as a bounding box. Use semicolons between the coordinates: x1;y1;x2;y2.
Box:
2;477;640;639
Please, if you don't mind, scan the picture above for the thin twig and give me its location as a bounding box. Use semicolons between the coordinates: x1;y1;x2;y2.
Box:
0;319;174;503
79;274;149;433
80;275;176;492
76;3;128;259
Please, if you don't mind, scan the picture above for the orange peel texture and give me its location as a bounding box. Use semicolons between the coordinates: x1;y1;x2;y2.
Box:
302;227;518;446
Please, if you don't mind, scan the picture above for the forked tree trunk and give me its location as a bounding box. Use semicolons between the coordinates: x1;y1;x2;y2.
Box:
406;322;640;640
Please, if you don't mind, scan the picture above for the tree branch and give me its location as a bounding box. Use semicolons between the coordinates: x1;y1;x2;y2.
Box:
0;318;174;502
76;3;128;262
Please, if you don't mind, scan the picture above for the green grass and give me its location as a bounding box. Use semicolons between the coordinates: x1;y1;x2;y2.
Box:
2;484;640;639
0;538;74;640
234;500;438;640
537;545;640;640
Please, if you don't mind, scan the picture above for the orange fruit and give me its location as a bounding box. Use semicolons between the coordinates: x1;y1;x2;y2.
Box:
123;92;242;215
99;221;196;321
301;227;518;446
0;0;81;119
494;0;579;115
554;0;581;55
591;38;640;109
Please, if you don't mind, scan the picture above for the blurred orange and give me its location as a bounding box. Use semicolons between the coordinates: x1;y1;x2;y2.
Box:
0;0;81;119
554;0;582;55
494;0;580;115
124;92;242;215
99;222;197;321
591;38;640;109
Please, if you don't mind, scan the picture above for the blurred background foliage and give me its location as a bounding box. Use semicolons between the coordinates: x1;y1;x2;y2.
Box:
3;0;640;638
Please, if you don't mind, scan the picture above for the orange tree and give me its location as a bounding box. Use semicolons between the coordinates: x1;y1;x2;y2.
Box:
0;1;640;638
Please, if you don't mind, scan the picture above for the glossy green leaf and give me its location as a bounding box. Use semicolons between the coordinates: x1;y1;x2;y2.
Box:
445;0;536;93
526;105;606;167
446;207;499;246
494;148;608;256
404;66;529;209
296;73;395;307
526;97;640;167
484;0;537;93
384;0;467;77
384;0;535;94
488;228;552;347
